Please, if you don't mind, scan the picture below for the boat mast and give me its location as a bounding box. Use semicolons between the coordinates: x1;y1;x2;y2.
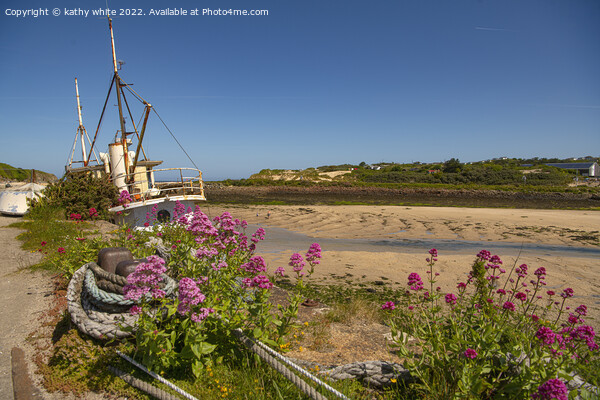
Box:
109;17;127;143
75;78;87;165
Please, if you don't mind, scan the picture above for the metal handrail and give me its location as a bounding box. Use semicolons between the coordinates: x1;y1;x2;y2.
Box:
119;167;205;203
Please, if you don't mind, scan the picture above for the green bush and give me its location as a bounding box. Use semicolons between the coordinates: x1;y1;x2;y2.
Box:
38;174;118;220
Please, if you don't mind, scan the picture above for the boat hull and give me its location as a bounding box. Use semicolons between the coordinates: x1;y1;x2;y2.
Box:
0;184;45;216
108;194;204;227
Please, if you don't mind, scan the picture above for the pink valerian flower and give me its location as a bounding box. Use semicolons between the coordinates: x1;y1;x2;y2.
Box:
463;348;477;359
241;256;267;274
172;200;186;220
118;190;132;207
476;249;491;261
41;241;47;246
496;289;506;295
561;288;574;299
190;308;215;323
445;293;457;306
289;253;305;274
408;272;423;291
244;275;273;290
489;255;502;265
568;313;580;325
502;301;516;311
536;326;556;346
123;256;167;301
88;207;98;218
532;378;568;400
534;267;547;278
177;277;207;316
251;227;266;243
516;264;528;278
69;213;82;221
427;248;438;262
547;290;555;296
211;261;228;271
457;282;467;292
129;305;142;315
57;247;66;254
381;301;395;311
274;267;285;277
575;305;587;316
305;243;322;265
515;292;527;302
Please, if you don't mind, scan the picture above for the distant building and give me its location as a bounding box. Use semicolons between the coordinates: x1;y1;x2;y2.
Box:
545;162;599;177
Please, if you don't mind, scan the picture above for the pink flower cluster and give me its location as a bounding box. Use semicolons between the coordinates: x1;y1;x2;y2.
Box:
177;277;213;322
88;208;98;218
381;301;396;311
289;253;305;274
445;293;457;306
532;378;568;400
243;275;273;290
241;256;267;274
305;243;322;265
69;213;82;221
463;348;477;359
408;272;423;291
123;256;167;306
118;190;132;207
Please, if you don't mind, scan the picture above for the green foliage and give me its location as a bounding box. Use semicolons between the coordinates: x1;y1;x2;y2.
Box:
0;162;57;182
383;251;599;399
39;173;118;220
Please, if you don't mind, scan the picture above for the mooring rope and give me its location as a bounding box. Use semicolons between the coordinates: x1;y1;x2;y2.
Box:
108;366;181;400
117;351;200;400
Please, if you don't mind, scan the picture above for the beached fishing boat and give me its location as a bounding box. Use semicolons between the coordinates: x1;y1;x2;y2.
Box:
0;182;45;216
65;18;205;226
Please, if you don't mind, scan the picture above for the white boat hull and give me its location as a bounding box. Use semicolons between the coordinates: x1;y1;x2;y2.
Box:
0;184;45;216
108;195;204;227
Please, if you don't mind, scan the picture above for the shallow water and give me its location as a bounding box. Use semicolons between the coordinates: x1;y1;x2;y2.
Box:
248;224;600;259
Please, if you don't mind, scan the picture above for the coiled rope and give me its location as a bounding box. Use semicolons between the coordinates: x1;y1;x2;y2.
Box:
67;263;133;339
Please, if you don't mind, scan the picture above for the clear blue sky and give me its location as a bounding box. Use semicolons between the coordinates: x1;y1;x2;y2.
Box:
1;0;599;180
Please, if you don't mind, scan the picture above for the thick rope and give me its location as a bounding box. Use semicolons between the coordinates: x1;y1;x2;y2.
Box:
117;351;200;400
233;330;330;400
89;262;129;286
108;366;181;400
67;263;133;339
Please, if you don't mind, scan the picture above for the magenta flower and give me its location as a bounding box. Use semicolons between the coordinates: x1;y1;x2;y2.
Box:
575;305;587;316
381;301;396;311
515;292;527;302
532;379;568;400
274;267;285;277
305;243;322;265
177;277;207;316
57;247;66;254
457;282;467;291
463;348;477;359
516;264;528;278
561;288;574;298
244;275;273;290
535;326;556;346
477;249;491;261
445;293;457;306
547;290;555;296
408;272;424;291
289;253;305;273
41;241;47;247
496;289;506;295
534;267;547;278
251;227;266;243
502;301;515;311
123;256;167;301
129;305;142;315
88;207;98;218
241;256;267;275
118;190;132;207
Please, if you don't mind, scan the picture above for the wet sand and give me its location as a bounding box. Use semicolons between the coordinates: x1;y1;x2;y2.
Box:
202;204;600;329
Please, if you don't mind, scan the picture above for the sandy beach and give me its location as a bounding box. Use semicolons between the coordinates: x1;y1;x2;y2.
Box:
202;204;600;329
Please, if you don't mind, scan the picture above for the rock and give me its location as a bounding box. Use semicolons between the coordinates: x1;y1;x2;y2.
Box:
322;361;412;389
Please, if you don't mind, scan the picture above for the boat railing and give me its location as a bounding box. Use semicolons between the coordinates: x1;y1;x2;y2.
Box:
123;167;205;202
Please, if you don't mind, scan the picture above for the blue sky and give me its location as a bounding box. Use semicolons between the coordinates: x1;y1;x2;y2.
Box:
1;0;599;180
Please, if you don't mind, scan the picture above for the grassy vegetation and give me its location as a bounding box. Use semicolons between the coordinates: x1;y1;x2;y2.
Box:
0;161;57;182
217;157;600;195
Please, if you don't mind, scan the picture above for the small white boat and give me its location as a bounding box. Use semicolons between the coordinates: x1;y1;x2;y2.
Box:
0;183;45;216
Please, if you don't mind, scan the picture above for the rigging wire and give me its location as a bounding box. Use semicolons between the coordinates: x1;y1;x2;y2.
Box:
151;108;200;171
